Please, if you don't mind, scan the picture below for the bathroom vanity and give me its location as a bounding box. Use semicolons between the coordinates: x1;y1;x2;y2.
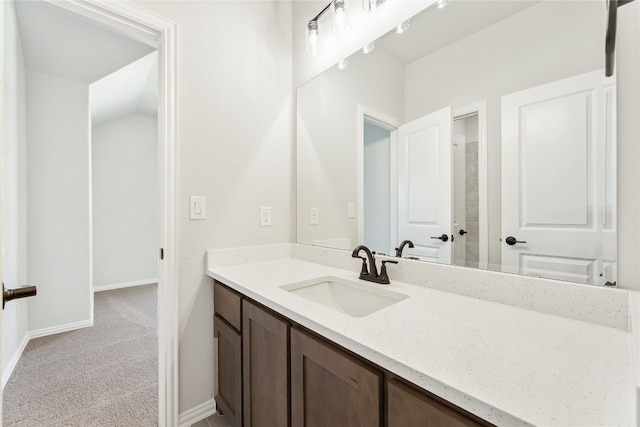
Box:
213;279;488;427
207;245;637;427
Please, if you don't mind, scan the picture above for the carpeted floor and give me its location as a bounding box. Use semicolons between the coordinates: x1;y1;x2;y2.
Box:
3;284;158;427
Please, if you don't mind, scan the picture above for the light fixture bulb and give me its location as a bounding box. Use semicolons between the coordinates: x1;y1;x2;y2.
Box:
362;41;375;54
362;0;386;12
437;0;449;9
396;20;410;34
332;0;352;38
306;21;323;56
338;58;348;70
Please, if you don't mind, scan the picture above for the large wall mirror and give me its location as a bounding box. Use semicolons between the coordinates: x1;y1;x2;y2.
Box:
297;0;616;286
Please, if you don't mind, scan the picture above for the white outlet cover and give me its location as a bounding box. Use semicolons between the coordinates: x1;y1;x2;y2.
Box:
347;202;355;218
260;206;272;226
310;208;319;225
190;196;206;220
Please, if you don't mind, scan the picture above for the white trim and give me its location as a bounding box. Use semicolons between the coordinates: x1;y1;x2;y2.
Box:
2;332;30;389
3;318;93;388
453;101;489;267
93;279;158;293
178;398;217;427
37;2;179;426
28;319;93;340
356;104;403;252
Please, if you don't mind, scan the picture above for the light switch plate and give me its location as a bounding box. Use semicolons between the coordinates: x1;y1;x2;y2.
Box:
347;202;355;218
190;196;206;220
260;206;272;227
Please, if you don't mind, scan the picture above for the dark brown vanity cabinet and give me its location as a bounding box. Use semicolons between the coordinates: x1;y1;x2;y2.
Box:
213;282;243;427
290;327;382;427
214;280;491;427
387;379;485;427
242;300;289;427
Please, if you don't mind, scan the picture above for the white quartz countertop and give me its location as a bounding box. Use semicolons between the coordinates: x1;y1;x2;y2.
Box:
208;258;636;427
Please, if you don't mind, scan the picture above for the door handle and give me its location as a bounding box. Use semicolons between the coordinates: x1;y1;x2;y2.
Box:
431;234;449;242
3;282;37;310
459;229;467;236
505;236;527;246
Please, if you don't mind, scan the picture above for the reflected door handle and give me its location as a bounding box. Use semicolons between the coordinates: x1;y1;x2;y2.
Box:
3;282;37;310
505;236;527;246
431;234;449;242
459;229;467;236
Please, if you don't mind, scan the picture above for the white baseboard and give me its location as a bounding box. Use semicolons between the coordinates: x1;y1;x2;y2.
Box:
2;332;30;389
28;319;93;340
178;398;217;427
3;319;93;389
93;278;158;293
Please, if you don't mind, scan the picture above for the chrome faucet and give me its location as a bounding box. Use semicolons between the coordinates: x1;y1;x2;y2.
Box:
352;245;398;285
395;240;414;257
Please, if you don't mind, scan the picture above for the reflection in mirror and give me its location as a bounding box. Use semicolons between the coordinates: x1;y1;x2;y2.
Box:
297;0;616;286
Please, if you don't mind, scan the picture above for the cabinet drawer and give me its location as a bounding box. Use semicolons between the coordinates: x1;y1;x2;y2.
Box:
387;379;485;427
214;281;242;331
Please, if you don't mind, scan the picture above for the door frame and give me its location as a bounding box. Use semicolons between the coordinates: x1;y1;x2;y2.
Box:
356;104;402;254
453;101;488;267
0;1;179;425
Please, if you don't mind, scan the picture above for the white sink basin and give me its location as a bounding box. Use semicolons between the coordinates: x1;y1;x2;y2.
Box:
281;276;408;318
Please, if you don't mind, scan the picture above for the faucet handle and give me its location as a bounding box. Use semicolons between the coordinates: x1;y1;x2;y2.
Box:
354;256;369;277
379;260;398;284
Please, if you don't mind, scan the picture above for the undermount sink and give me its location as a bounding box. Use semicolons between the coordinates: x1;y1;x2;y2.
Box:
280;276;408;318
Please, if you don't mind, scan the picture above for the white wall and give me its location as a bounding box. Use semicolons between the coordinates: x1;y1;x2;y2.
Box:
26;70;91;332
297;46;404;248
617;1;640;291
132;1;293;413
92;113;157;289
404;1;603;266
2;0;29;383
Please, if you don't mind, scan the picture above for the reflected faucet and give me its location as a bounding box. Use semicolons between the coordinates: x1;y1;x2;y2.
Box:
352;245;398;285
395;240;414;257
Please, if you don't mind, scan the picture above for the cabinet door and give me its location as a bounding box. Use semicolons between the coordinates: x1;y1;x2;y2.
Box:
387;379;485;427
214;315;242;427
242;300;289;427
291;327;382;427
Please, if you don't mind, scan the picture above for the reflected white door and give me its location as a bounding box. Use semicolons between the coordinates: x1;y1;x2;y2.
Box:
502;70;615;284
397;107;452;263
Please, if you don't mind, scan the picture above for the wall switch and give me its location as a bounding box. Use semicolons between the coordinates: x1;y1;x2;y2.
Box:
310;208;319;225
189;196;206;220
347;202;355;218
260;206;272;227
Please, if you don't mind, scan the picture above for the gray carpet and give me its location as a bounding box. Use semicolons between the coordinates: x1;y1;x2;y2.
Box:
3;284;158;426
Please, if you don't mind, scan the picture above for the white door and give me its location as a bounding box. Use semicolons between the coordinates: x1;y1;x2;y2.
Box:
502;70;615;284
397;107;452;263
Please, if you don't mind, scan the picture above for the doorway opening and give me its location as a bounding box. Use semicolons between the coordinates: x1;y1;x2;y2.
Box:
357;105;402;255
452;113;480;268
0;0;177;424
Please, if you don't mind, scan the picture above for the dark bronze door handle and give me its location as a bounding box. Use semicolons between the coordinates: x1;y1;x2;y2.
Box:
431;234;449;242
505;236;527;246
459;229;467;236
3;282;37;310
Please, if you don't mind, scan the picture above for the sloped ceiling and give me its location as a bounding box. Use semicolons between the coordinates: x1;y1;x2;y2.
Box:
377;0;539;65
90;52;158;126
15;0;155;84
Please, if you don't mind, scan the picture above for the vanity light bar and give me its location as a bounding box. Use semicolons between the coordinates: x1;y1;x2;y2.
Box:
307;0;386;56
